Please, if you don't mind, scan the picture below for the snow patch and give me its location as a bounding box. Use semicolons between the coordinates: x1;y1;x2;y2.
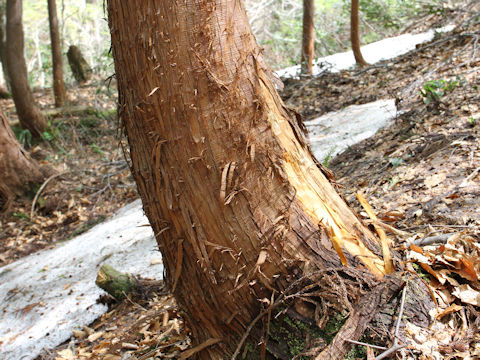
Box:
0;200;160;360
306;99;397;162
277;25;454;78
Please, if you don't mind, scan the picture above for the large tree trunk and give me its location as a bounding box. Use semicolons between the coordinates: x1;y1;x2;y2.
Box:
47;0;67;107
107;1;397;358
6;0;47;138
301;0;315;75
0;106;45;212
351;0;369;66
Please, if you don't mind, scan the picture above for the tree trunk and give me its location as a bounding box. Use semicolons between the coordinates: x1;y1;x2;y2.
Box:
6;0;47;138
0;106;45;212
47;0;67;107
0;2;10;92
301;0;315;75
107;1;396;358
351;0;369;66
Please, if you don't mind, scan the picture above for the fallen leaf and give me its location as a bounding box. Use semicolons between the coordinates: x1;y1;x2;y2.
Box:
452;285;480;306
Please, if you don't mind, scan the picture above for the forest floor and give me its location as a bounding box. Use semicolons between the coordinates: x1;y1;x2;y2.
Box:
0;5;479;360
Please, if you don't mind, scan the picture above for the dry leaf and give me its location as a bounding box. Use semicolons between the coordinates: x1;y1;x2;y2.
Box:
452;285;480;306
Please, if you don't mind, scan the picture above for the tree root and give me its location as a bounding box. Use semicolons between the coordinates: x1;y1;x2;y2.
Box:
315;275;404;360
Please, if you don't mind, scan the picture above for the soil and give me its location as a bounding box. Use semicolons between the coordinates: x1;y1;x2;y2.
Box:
1;4;479;360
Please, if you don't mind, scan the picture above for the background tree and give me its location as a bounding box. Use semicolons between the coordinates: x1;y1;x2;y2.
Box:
47;0;67;107
0;2;10;97
301;0;315;74
351;0;369;66
6;0;47;138
0;105;45;212
107;1;399;359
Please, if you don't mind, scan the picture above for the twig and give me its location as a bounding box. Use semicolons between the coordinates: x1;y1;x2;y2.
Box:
375;343;407;360
411;234;451;247
374;286;408;360
345;339;387;350
30;171;70;219
393;286;407;345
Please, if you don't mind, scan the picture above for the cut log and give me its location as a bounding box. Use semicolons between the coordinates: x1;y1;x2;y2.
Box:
95;264;139;301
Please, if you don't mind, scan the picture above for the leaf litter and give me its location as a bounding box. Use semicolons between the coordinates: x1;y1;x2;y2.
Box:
1;3;480;360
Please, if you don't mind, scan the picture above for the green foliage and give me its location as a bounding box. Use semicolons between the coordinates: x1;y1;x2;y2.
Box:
90;143;104;155
13;127;33;148
41;120;60;143
322;146;337;168
13;212;30;220
420;77;464;104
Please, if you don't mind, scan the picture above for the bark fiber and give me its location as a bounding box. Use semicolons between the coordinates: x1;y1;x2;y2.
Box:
107;1;392;358
6;0;47;138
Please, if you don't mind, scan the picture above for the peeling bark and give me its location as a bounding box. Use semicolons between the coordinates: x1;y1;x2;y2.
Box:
47;0;67;107
6;0;47;138
351;0;369;66
301;0;315;75
107;1;393;358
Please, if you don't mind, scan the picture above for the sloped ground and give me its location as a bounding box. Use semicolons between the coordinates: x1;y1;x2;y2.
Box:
1;6;479;360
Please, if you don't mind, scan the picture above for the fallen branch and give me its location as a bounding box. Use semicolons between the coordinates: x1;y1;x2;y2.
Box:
30;171;71;219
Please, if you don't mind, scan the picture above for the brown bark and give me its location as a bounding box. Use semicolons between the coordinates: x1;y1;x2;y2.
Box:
0;106;45;211
67;45;92;83
6;0;47;138
301;0;315;75
351;0;369;66
47;0;67;107
107;1;394;358
0;2;10;91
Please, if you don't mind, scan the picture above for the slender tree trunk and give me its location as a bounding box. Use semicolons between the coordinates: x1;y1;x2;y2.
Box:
0;106;45;211
47;0;66;107
107;1;397;358
0;2;10;93
6;0;47;138
351;0;369;66
301;0;315;75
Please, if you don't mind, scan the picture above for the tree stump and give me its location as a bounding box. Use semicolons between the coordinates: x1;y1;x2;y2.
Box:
67;45;92;83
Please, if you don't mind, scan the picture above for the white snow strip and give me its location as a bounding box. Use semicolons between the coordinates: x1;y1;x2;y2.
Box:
277;25;455;78
0;200;159;360
306;99;397;162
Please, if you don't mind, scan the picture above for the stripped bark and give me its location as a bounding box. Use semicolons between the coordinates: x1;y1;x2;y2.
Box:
301;0;315;74
351;0;369;66
6;0;47;138
47;0;67;107
107;1;395;358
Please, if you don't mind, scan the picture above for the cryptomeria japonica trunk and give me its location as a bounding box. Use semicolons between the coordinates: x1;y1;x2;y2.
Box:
6;0;47;138
107;1;399;358
47;0;67;107
301;0;315;74
351;0;369;66
0;106;45;211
